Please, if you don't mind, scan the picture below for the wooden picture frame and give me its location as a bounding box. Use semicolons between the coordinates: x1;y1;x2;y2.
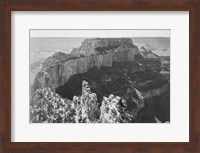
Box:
0;0;199;153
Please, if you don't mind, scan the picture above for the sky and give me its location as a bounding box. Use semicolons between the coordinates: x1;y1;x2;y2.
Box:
30;29;170;38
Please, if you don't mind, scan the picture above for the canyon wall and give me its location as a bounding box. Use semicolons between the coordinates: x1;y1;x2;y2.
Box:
33;38;139;91
44;49;138;89
33;38;169;101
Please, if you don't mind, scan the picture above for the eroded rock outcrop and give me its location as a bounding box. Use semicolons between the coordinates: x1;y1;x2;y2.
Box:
71;38;134;57
33;38;169;107
33;38;140;91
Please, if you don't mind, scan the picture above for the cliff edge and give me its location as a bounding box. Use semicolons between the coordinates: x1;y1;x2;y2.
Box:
33;38;140;91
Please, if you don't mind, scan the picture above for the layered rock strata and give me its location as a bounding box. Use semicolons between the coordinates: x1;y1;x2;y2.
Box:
33;38;139;91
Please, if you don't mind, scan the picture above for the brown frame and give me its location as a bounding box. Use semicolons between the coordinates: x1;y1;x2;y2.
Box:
0;0;200;153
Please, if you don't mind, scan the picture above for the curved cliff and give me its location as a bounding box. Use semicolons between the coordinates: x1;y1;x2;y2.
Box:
33;38;169;102
33;38;140;91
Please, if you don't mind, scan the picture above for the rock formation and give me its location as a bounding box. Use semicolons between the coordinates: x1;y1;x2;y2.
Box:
71;38;135;57
33;38;140;91
31;38;170;123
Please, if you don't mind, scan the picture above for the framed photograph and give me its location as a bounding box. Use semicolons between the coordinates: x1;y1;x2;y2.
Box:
0;0;199;153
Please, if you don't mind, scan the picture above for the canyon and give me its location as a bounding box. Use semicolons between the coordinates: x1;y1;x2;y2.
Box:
32;38;170;123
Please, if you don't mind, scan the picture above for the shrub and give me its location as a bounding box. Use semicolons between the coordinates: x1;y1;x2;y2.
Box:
30;80;132;123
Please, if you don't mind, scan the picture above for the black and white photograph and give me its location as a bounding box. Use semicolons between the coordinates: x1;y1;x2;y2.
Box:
30;30;170;123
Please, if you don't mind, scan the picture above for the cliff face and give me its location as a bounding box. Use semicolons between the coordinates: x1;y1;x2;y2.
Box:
33;38;169;103
33;38;139;90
